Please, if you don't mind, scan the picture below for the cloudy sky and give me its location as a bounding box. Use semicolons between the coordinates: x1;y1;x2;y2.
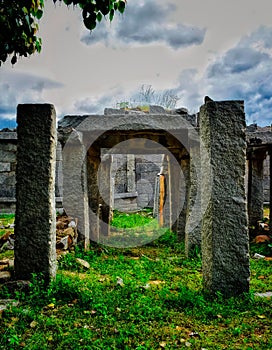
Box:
1;0;272;128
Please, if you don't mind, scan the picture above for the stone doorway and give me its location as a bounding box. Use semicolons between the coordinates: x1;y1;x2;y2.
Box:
59;114;191;249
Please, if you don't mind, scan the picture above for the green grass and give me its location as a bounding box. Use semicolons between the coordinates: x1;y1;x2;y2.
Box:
111;209;154;229
0;214;15;237
0;214;15;260
0;227;272;350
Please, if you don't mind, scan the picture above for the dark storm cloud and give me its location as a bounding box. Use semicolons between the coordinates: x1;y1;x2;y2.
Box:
169;26;272;126
207;47;269;76
81;0;206;49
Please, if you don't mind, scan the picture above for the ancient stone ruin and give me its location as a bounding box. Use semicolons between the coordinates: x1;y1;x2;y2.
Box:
1;98;266;296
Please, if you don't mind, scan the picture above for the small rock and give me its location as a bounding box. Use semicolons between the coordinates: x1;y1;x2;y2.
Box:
253;235;271;243
57;208;64;215
30;320;38;328
255;292;272;298
63;227;75;237
0;299;19;313
116;277;124;287
173;107;188;115
0;271;12;282
8;259;14;268
56;220;65;230
149;105;165;114
68;221;77;228
189;332;200;338
0;259;9;265
56;236;70;250
76;258;90;269
253;253;266;259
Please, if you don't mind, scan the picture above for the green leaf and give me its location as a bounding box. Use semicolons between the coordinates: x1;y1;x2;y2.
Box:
109;8;114;22
100;3;110;16
11;55;17;65
96;11;102;22
22;7;29;15
35;9;43;20
118;1;126;14
63;0;73;5
35;38;42;53
83;16;96;31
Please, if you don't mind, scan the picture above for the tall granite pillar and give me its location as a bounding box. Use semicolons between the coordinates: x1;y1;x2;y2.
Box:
15;104;57;281
55;141;63;208
161;154;172;228
62;130;90;249
200;100;250;297
247;150;267;227
87;147;101;242
98;154;112;236
176;158;190;241
185;128;202;257
127;154;136;192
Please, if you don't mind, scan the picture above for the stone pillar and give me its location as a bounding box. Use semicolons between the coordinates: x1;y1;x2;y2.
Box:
127;154;136;192
55;141;63;208
176;157;190;241
247;150;266;227
87;147;101;242
62;130;90;249
162;155;172;228
98;154;112;236
200;100;249;297
185;129;201;257
14;104;57;281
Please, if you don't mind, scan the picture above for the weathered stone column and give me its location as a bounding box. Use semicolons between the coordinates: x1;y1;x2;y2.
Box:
55;141;63;208
247;150;267;227
87;146;101;242
127;154;136;192
176;157;190;241
62;130;90;249
15;104;57;281
162;155;172;228
185;128;201;257
98;154;112;236
200;100;250;297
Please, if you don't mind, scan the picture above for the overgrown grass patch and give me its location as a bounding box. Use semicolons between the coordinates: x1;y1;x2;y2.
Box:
0;227;272;349
111;209;154;229
0;211;272;349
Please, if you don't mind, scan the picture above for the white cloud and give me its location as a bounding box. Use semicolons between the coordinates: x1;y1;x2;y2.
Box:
81;0;206;49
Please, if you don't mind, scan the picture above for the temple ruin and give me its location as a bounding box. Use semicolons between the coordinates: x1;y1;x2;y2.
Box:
4;99;256;296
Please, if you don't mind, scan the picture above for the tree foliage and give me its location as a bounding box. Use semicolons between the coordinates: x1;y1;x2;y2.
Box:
0;0;126;66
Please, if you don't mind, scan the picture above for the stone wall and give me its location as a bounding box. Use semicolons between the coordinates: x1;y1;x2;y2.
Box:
0;129;63;212
110;153;164;212
0;131;17;212
1;119;272;215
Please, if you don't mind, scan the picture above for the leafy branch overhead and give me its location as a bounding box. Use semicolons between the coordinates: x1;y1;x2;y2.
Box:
0;0;126;66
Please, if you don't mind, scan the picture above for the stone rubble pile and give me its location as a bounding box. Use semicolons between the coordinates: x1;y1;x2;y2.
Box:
0;214;78;283
56;214;78;251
